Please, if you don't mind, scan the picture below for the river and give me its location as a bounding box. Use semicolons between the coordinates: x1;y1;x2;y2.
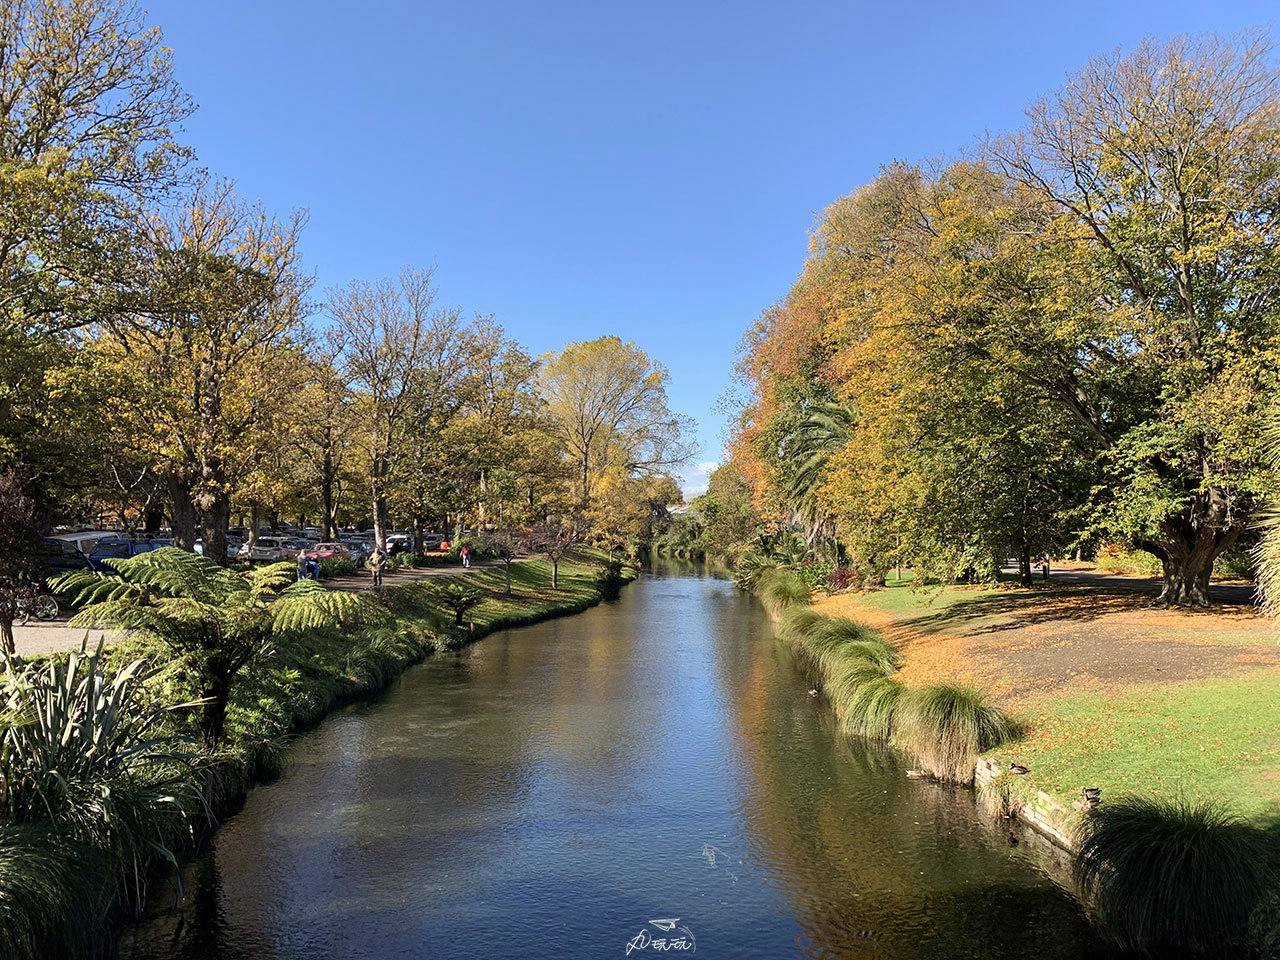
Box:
118;564;1111;959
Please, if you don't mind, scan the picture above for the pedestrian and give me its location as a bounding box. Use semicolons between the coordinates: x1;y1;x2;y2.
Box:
460;543;471;569
297;550;310;582
370;547;386;588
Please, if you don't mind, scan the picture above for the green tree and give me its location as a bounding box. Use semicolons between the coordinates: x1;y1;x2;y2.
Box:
0;0;191;506
987;32;1280;604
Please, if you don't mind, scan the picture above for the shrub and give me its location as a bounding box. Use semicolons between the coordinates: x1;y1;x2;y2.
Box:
755;568;811;620
0;825;112;960
827;566;858;593
894;683;1020;783
318;557;357;579
733;550;782;590
797;559;833;591
1076;796;1273;956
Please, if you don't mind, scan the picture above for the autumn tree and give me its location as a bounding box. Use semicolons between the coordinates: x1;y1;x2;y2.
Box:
0;0;191;508
328;267;442;552
984;31;1280;605
539;336;692;506
100;179;311;561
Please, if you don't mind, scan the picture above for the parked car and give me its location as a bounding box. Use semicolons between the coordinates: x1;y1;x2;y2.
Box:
422;532;446;550
302;527;323;539
88;538;172;571
386;536;412;556
35;537;90;574
303;542;351;561
248;537;294;561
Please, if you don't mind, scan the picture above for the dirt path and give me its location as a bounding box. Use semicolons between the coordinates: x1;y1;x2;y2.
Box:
816;581;1280;708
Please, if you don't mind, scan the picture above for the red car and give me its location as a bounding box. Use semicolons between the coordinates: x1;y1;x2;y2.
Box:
303;542;351;561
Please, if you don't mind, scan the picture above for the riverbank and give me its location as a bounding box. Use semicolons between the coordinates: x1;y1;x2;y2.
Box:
764;571;1280;952
0;552;635;960
812;577;1280;833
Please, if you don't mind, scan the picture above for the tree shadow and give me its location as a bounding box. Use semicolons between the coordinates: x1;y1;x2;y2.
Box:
894;586;1153;637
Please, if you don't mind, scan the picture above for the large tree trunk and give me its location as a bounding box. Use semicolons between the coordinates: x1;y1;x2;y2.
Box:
198;488;231;565
168;474;198;550
0;617;14;657
1142;496;1242;608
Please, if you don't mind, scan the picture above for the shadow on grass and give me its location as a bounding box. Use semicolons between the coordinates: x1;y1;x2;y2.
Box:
889;584;1153;637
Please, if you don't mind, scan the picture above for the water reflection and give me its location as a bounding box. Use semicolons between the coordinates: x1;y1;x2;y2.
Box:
119;566;1110;959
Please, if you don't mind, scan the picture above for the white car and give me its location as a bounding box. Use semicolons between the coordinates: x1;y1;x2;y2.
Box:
248;537;293;561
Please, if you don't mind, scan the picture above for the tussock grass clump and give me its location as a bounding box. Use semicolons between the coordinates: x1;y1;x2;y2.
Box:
776;608;904;739
1076;796;1273;956
776;605;827;645
755;568;811;620
841;676;905;740
894;683;1020;784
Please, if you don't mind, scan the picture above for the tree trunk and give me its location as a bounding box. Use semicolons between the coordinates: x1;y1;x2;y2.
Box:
1154;537;1224;608
200;675;233;748
248;502;262;550
552;558;559;589
1142;495;1242;608
320;453;336;540
198;488;230;565
0;617;14;657
505;561;512;595
143;500;165;535
1018;545;1033;587
168;474;198;550
412;512;425;556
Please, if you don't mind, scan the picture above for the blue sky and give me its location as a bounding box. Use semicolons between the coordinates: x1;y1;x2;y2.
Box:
145;0;1269;496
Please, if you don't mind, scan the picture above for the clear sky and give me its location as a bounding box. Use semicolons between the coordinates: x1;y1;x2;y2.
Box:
144;0;1270;496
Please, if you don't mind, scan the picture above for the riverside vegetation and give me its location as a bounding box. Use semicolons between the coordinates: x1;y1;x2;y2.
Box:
748;563;1280;956
0;549;633;960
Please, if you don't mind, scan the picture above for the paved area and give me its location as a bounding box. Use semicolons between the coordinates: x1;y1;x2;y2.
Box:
10;557;521;658
1013;562;1257;606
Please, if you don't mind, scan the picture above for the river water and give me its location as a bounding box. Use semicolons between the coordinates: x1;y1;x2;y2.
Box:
118;565;1111;959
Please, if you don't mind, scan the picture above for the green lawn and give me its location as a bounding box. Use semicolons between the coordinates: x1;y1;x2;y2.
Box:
992;669;1280;823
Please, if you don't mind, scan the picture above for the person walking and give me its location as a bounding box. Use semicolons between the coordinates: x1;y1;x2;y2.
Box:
370;547;386;588
460;543;471;569
297;550;310;582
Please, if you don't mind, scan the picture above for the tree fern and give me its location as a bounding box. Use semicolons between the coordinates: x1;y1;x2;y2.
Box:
52;548;366;746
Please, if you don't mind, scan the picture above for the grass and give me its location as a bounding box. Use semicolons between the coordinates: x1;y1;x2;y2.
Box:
991;669;1280;820
1075;796;1273;956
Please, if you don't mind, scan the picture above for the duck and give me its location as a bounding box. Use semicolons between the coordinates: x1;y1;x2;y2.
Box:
1008;832;1019;847
905;769;927;779
1009;763;1030;775
808;688;818;697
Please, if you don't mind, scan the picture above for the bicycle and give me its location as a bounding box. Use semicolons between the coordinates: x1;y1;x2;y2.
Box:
16;592;59;625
